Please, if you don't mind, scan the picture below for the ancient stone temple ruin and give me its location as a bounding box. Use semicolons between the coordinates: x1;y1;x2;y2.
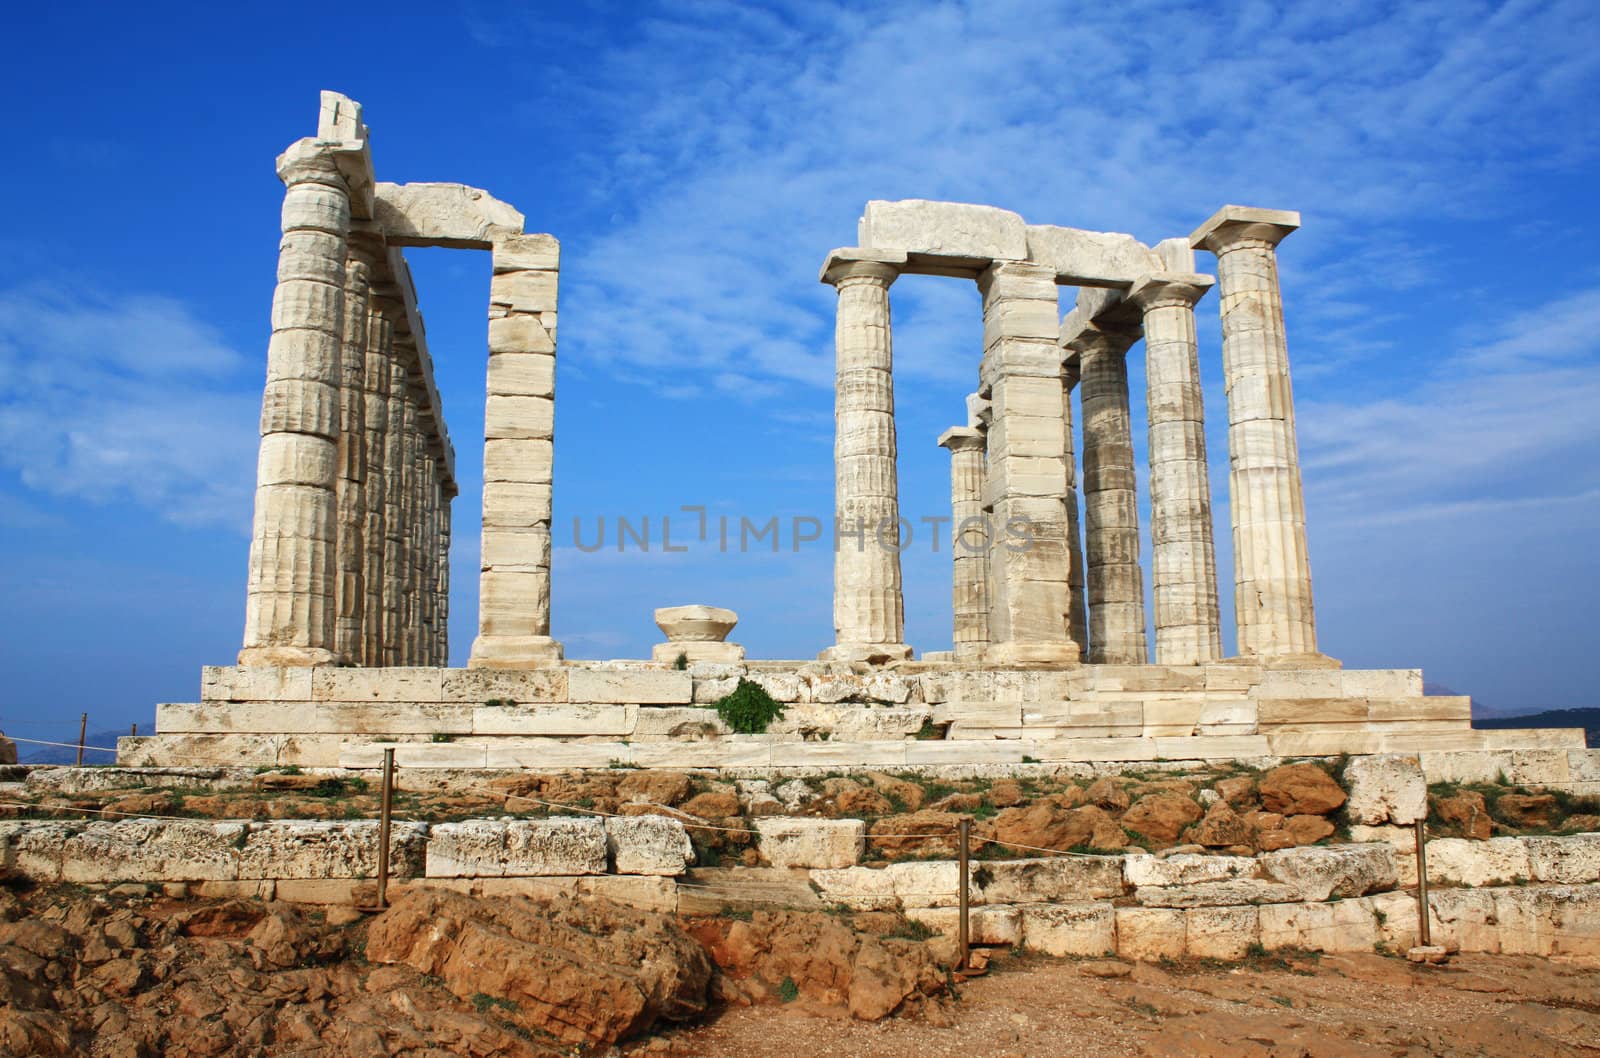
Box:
123;92;1587;788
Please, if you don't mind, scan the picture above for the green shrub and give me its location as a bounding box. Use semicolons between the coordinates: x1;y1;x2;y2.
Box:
777;976;800;1003
713;679;785;734
673;652;689;670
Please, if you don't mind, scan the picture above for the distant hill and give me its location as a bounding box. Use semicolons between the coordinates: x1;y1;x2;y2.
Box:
15;730;123;765
1474;708;1599;749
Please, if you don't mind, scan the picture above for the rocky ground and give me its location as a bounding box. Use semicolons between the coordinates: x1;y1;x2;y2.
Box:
1;880;1596;1057
6;761;1597;868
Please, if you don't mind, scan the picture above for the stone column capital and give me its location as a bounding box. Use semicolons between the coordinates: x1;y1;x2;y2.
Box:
1059;308;1139;359
820;247;907;287
937;425;985;453
1190;205;1300;254
1126;272;1215;311
275;137;346;187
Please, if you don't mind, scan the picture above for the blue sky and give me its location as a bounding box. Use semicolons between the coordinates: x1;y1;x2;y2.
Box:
1;0;1597;740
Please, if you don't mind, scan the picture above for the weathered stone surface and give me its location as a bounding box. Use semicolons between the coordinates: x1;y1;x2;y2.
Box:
426;819;606;878
1123;853;1257;889
1184;905;1260;959
1021;902;1117;957
1525;834;1600;884
57;821;246;883
1259;844;1397;901
1258;898;1380;953
568;669;692;705
1425;837;1531;887
239;820;427;879
1432;789;1494;840
906;904;1023;945
373;182;524;249
1258;763;1346;816
974;856;1125;903
755;818;865;869
1120;793;1203;844
1115;906;1187;961
1026;225;1162;284
1344;755;1427;825
604;816;694;876
859;199;1027;263
1133;880;1301;908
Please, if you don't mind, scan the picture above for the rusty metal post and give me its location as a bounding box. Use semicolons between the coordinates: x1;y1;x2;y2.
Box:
376;748;396;910
957;816;971;970
76;713;87;766
1414;817;1431;946
130;723;137;737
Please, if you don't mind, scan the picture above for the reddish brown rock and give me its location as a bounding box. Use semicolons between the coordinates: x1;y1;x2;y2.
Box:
1086;777;1131;812
987;803;1123;852
865;773;927;812
682;788;742;819
1185;801;1254;848
1120;793;1203;845
1495;793;1558;830
1258;763;1346;816
1281;814;1336;846
619;770;693;807
1433;791;1493;840
988;780;1025;807
868;811;965;857
1215;776;1258;808
820;779;893;818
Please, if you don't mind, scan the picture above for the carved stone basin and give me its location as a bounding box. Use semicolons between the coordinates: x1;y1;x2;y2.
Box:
654;605;738;643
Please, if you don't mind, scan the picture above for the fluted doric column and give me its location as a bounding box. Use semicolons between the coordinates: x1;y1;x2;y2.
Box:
436;489;452;664
239;140;352;667
978;261;1079;665
1064;310;1147;665
380;355;408;666
820;249;911;663
1060;359;1089;656
358;291;394;666
1191;206;1326;662
398;380;420;665
332;241;372;664
937;426;989;662
469;234;564;668
1127;272;1223;665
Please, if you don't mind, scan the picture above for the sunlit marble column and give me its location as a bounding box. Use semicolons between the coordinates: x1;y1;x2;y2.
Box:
332;241;371;664
1191;206;1326;662
1060;357;1089;656
820;249;912;663
1127;272;1223;665
239;141;350;667
938;426;989;662
358;292;395;666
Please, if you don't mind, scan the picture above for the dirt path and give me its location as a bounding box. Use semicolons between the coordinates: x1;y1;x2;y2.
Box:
659;951;1600;1058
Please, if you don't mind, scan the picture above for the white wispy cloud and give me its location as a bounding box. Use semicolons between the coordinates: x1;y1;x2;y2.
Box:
0;284;259;529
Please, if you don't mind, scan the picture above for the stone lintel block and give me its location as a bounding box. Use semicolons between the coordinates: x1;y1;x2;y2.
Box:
373;181;525;249
202;666;315;703
1154;237;1195;273
1025;224;1163;285
492;233;560;273
566;668;692;705
471;703;635;736
859;199;1027;264
1190;205;1301;252
755;818;866;869
311;668;445;703
239;820;428;880
426;818;607;878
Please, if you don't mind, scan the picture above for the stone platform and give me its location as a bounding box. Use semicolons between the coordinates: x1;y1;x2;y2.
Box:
119;661;1591;786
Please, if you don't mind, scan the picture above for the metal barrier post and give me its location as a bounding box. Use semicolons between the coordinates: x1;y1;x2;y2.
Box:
376;748;396;910
957;817;971;970
1414;817;1431;946
76;713;88;766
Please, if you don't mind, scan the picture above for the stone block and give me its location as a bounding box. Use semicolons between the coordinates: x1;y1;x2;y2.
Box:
768;742;907;768
974;856;1125;904
907;904;1024;946
1344;754;1427;825
340;742;489;769
1258;898;1380;953
1205;665;1264;692
1426;888;1500;953
604;816;694;876
1259;844;1397;901
426;818;607;878
1425;837;1531;887
567;669;692;705
631;742;774;768
311;668;444;703
487;315;556;355
1132;880;1300;908
492;233;559;273
1525;834;1600;883
1115;906;1186;961
1340;669;1423;698
1024;225;1161;284
373;181;524;249
653;642;744;664
1123;853;1258;889
482;480;553;528
486;352;555;398
811;866;898;910
885;860;964;908
440;668;567;704
59;821;245;883
808;673;914;704
1184;905;1259;959
484;394;555;440
0;821;78;881
202;666;313;703
755;818;865;869
1256;697;1366;725
489;270;560;313
483;741;635;769
1257;670;1343;699
239;821;428;880
1507;748;1579;782
632;707;730;739
1022;902;1117;957
471;703;634;736
1418;750;1512;785
859;199;1027;263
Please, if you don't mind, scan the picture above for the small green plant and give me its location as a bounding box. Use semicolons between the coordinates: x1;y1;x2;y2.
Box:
712;679;786;734
1269;994;1294;1008
607;759;641;770
471;993;520;1014
777;977;800;1003
673;651;689;670
431;733;455;743
1128;999;1159;1017
914;719;948;741
1245;941;1268;958
887;918;938;942
483;698;517;707
1021;755;1041;764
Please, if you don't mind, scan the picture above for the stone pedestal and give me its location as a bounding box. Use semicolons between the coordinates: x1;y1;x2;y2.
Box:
239;140;353;668
470;234;564;669
820;249;912;663
1191;207;1325;662
652;605;743;664
978;261;1079;666
938;426;989;662
1127;273;1223;666
1066;312;1147;665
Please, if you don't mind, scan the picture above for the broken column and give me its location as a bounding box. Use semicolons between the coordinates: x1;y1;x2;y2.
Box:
938;425;989;662
977;262;1079;665
1064;306;1147;665
1126;272;1223;665
1191;206;1323;661
820;249;911;663
238;140;353;667
468;234;564;668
